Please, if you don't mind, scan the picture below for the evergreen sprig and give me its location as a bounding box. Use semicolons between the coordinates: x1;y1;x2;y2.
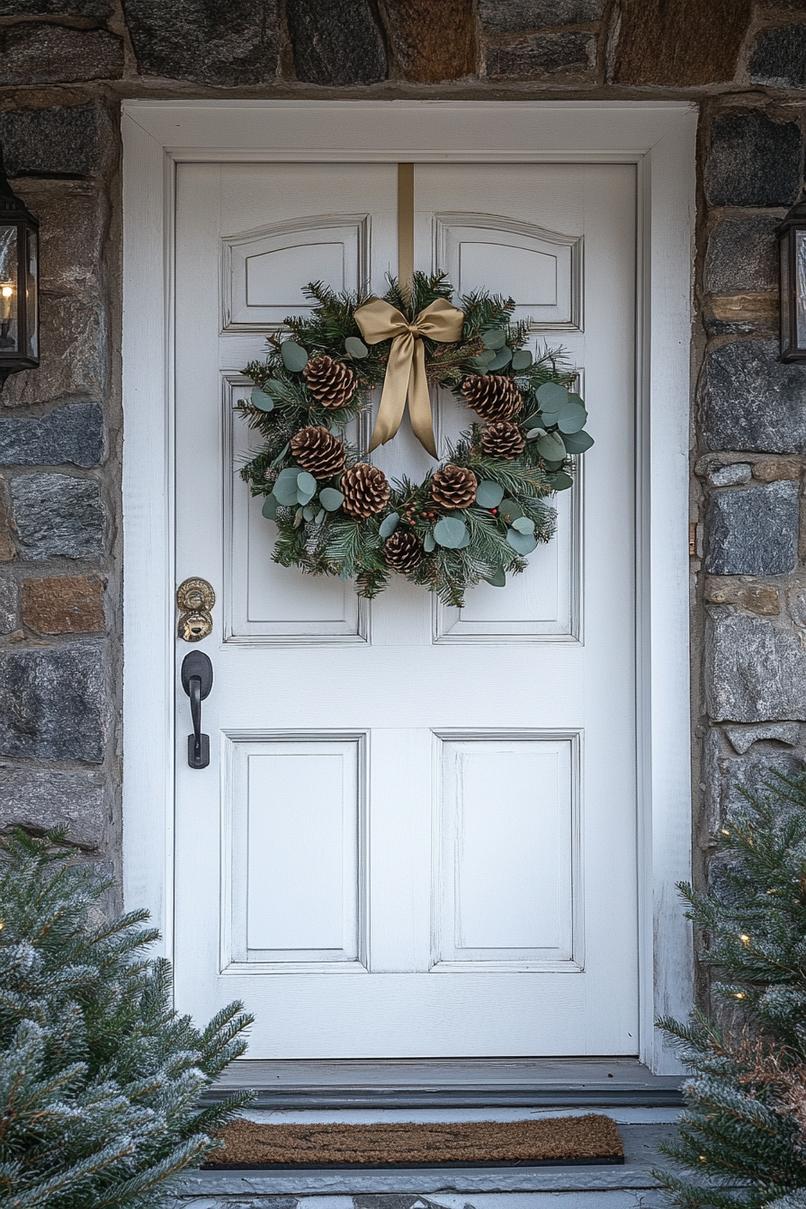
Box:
655;774;806;1208
237;272;592;606
0;830;254;1208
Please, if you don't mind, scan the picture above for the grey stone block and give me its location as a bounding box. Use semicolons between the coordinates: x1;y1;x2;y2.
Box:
479;0;604;31
14;183;105;297
11;473;104;560
1;294;106;408
706;610;806;722
700;339;806;454
750;24;806;87
704;110;801;208
705;480;799;575
725;722;801;754
0;576;15;634
0;0;111;12
287;0;386;85
720;750;804;818
485;30;596;77
0;643;105;762
708;463;752;487
124;0;280;85
704;214;780;295
0;104;109;178
0;403;103;469
0;25;123;85
0;764;105;847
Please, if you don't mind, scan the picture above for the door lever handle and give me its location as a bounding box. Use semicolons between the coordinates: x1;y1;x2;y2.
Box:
181;651;213;769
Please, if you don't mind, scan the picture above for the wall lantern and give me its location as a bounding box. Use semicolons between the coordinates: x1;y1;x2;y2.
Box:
0;145;39;383
778;198;806;362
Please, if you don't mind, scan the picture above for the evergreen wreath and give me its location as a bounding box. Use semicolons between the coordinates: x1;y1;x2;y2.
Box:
239;273;594;607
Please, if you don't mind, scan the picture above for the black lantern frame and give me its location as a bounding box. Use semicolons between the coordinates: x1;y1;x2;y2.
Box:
778;198;806;363
0;146;39;383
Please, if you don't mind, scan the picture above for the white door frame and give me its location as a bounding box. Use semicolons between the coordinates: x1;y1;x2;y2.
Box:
121;100;696;1075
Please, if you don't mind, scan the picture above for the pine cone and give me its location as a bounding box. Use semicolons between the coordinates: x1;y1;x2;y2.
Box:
462;374;522;422
431;463;478;511
480;419;526;459
289;425;346;479
340;463;391;518
383;529;424;573
303;355;357;409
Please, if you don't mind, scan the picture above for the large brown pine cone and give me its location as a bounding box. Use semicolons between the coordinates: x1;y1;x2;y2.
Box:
303;355;357;409
341;463;391;518
430;463;478;511
462;374;522;422
289;425;346;480
480;419;526;459
383;529;424;573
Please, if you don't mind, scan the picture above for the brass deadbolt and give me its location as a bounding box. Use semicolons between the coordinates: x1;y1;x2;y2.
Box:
177;577;215;642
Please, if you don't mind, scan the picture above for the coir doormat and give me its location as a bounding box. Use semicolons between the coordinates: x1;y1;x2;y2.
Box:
206;1114;624;1168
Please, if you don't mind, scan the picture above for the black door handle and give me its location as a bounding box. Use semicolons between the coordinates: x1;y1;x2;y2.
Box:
181;651;213;769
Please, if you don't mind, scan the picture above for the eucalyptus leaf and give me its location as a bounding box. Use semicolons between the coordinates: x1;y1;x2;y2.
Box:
378;512;400;539
250;386;274;412
557;401;588;434
550;471;574;491
536;381;569;411
281;340;309;373
536;431;567;462
506;528;539;555
266;378;287;396
511;348;533;371
475;480;505;509
543;459;565;472
484;568;507;588
471;349;497;369
261;495;278;520
526;428;546;440
293;507;304;528
487;346;513;371
423;531;436;553
296;471;317;504
302;504;316;522
499;498;523;524
433;516;469;549
319;487;344;512
481;328;507;350
562;430;594;454
345;336;369;359
512;516;536;535
315;509;325;524
273;468;303;506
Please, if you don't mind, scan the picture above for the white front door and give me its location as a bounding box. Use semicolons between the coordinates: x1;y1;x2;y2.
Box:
173;160;637;1059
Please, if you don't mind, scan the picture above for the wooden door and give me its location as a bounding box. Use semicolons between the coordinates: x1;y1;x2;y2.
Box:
173;161;637;1058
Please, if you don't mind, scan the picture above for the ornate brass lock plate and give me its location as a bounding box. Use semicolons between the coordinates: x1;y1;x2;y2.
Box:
176;577;215;642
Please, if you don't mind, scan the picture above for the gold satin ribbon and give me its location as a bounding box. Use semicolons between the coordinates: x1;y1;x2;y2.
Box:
354;297;464;457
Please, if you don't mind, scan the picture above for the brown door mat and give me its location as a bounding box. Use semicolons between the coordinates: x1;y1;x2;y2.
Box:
205;1114;624;1169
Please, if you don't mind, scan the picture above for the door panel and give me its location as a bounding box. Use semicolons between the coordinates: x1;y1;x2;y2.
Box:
174;160;637;1058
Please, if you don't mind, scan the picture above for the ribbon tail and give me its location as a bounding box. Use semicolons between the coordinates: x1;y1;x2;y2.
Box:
408;340;438;459
368;332;413;452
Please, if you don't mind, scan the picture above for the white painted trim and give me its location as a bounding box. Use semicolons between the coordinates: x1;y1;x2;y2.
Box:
122;100;695;1074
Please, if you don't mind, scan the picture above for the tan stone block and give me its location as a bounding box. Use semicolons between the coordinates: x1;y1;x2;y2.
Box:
611;0;751;86
380;0;477;82
707;294;779;326
704;577;781;616
21;575;105;635
0;479;14;563
752;458;801;482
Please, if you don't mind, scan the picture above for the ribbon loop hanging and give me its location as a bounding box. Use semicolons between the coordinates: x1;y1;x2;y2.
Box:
354;297;464;458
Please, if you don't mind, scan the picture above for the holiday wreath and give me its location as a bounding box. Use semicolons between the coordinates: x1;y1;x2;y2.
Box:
239;273;593;607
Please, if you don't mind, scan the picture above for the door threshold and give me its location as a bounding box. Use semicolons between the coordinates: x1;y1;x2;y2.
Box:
207;1057;682;1109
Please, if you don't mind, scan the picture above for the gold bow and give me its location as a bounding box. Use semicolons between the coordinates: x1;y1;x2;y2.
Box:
354;297;464;458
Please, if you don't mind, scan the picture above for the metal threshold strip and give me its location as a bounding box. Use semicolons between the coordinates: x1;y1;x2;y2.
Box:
206;1057;683;1110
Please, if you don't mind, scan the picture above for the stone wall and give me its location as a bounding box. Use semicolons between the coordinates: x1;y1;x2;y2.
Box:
0;0;804;932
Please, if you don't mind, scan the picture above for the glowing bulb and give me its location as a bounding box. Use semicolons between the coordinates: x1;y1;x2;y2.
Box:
720;827;730;837
0;285;13;299
739;933;751;946
735;991;746;1000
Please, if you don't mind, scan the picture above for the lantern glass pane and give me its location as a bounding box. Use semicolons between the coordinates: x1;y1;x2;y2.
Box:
25;227;38;360
0;224;18;354
796;228;806;353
